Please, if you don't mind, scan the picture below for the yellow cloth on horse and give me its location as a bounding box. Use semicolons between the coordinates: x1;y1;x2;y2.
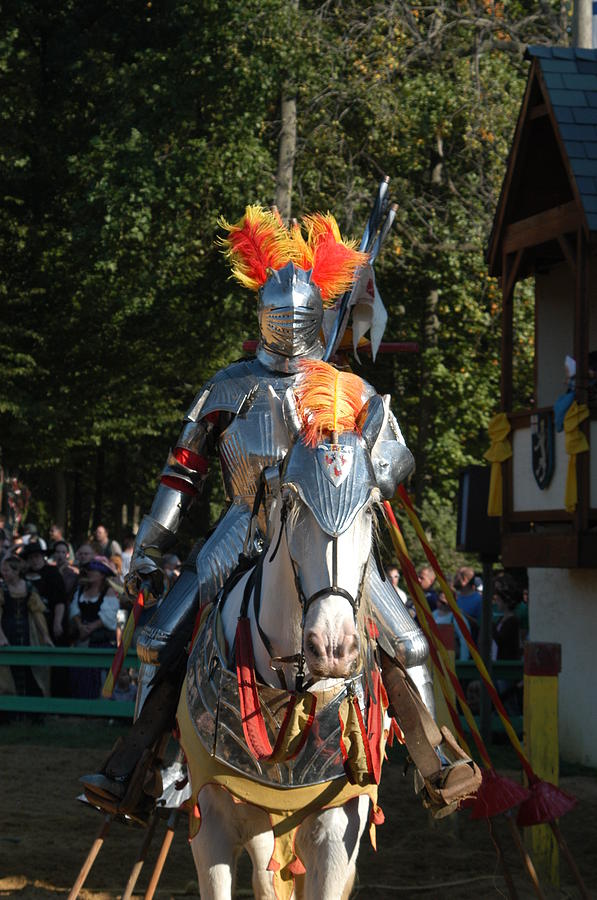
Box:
177;687;382;900
484;412;512;516
564;401;590;513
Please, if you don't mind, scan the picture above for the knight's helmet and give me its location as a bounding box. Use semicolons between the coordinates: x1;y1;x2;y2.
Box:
219;207;367;372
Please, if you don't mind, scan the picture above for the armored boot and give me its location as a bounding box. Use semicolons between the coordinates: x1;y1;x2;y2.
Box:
81;664;185;820
379;650;481;817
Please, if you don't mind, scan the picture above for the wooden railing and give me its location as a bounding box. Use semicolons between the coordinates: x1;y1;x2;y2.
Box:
0;647;523;732
0;646;139;717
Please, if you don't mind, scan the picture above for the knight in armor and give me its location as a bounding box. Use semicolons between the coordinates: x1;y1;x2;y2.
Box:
82;206;479;818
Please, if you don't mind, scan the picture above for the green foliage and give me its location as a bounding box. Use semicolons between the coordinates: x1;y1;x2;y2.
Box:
0;1;563;551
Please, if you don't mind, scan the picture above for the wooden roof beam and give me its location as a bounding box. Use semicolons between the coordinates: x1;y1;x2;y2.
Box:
503;201;581;254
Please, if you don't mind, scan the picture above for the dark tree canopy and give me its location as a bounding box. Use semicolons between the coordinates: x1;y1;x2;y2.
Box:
0;1;564;561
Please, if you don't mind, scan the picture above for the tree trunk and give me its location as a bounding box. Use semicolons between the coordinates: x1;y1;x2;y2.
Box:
92;445;105;529
274;93;297;223
573;0;593;48
274;0;298;222
54;469;67;531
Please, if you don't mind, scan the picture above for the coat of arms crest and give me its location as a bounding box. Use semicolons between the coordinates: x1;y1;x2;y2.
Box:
316;444;354;487
531;410;555;490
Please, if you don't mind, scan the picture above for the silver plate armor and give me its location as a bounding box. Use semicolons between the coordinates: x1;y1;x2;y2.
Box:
186;607;368;788
257;263;324;373
136;359;428;687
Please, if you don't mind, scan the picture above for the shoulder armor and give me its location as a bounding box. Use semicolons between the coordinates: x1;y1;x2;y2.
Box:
184;359;263;422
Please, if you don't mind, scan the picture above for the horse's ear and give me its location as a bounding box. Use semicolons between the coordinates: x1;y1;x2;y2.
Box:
358;393;389;449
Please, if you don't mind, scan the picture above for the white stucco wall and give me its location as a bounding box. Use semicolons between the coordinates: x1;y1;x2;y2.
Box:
528;567;597;766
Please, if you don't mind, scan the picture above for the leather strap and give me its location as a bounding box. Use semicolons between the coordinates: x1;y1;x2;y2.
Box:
379;649;442;779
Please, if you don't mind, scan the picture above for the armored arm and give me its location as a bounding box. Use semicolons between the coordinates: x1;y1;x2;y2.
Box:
127;388;217;595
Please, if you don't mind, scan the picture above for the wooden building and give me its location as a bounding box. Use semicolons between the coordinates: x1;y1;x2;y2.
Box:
487;45;597;765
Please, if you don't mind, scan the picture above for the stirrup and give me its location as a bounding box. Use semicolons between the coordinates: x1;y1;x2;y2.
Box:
83;748;163;826
417;727;482;819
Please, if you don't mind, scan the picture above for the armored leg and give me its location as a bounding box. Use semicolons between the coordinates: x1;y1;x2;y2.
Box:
379;650;481;816
81;507;252;813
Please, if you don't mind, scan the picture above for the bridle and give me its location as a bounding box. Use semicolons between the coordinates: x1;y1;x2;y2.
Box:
253;486;369;691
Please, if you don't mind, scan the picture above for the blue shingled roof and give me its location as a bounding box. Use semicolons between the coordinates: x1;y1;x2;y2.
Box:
526;46;597;231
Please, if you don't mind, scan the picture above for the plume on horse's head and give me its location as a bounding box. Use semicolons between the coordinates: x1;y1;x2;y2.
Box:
294;360;367;447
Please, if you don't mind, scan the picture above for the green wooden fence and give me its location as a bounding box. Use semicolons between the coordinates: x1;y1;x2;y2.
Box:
0;646;523;730
0;646;139;717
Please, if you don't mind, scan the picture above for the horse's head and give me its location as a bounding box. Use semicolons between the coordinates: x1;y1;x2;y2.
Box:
267;361;408;681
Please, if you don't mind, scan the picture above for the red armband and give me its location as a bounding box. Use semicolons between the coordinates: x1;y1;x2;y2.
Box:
173;446;209;475
160;475;198;496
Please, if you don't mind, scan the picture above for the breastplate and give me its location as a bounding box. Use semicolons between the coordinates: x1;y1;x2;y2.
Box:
217;371;294;506
186;607;368;788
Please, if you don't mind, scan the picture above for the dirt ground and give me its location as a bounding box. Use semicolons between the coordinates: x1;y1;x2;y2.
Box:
0;718;595;899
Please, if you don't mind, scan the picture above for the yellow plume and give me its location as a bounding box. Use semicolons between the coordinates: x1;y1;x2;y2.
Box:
295;360;366;446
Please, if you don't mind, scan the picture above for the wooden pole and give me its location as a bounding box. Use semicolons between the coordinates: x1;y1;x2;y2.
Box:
522;642;561;886
487;817;520;900
122;812;159;900
505;814;546;900
68;814;112;900
144;808;180;900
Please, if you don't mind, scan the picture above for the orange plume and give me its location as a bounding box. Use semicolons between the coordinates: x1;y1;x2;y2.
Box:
302;213;369;303
295;360;366;447
289;220;312;271
218;206;296;291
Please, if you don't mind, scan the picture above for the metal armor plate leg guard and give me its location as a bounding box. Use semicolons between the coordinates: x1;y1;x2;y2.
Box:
379;649;442;780
407;663;436;718
367;567;429;668
379;650;481;817
137;503;252;668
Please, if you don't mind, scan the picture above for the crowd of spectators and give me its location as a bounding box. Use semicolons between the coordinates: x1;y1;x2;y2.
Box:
1;511;527;713
385;561;528;713
0;517;176;705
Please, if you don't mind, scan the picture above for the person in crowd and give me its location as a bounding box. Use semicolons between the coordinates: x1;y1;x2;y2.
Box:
385;562;415;618
20;541;67;644
432;590;469;661
417;565;438;612
516;586;529;643
453;566;482;642
491;572;523;714
69;556;119;699
120;536;135;579
93;524;122;561
162;554;182;593
75;543;95;568
21;523;47;551
0;554;52;698
492;574;522;662
21;540;69;695
51;540;79;603
48;523;74;559
0;528;13;562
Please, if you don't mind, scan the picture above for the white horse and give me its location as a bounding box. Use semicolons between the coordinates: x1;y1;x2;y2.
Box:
177;382;391;900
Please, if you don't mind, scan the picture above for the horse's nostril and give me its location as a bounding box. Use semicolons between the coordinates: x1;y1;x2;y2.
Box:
306;636;321;657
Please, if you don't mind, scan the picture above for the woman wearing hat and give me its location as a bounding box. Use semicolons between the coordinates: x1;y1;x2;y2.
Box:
0;554;53;698
69;556;120;698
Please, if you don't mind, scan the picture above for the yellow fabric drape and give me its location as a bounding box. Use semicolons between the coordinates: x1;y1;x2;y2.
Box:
483;413;512;516
564;401;590;513
177;690;380;900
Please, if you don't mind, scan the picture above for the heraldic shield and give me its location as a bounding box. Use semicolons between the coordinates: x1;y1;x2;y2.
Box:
531;410;555;490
